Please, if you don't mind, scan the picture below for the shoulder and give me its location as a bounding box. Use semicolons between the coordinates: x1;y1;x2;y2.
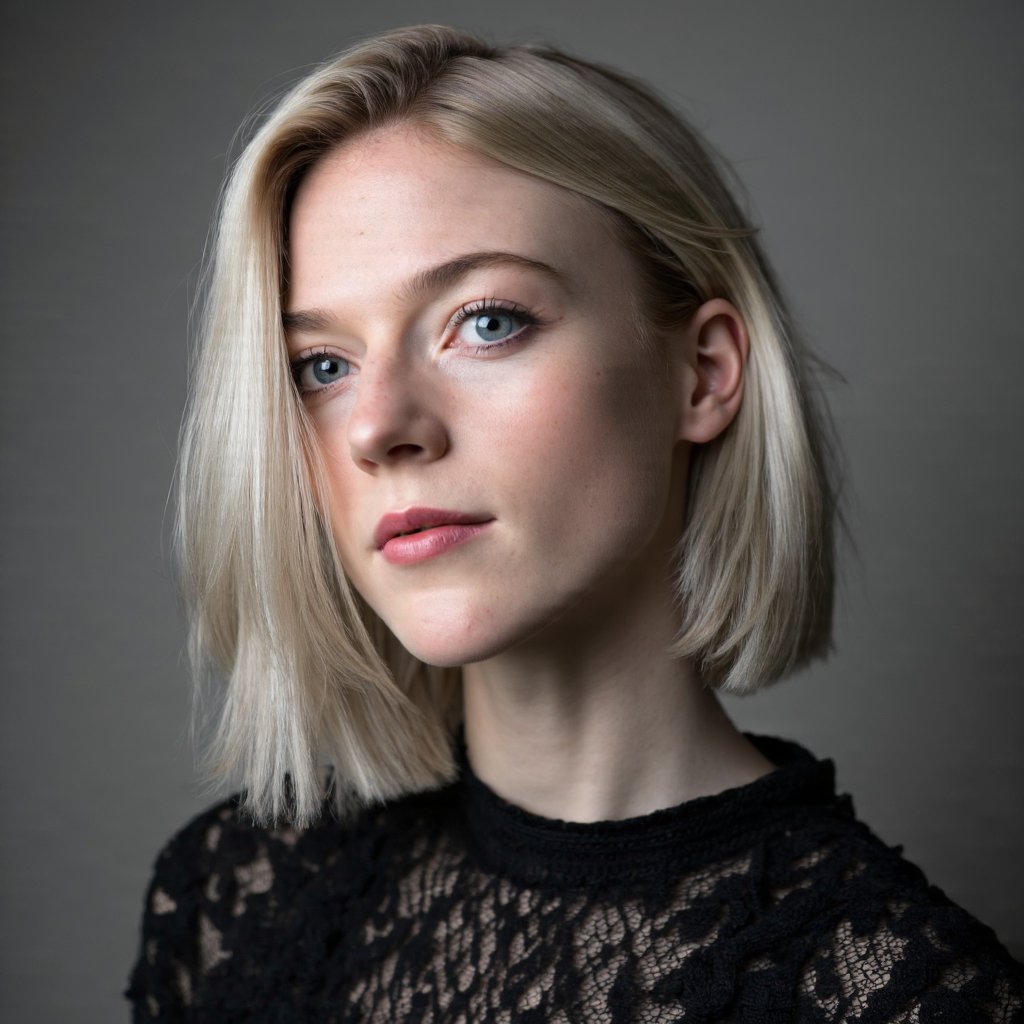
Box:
139;796;319;920
780;810;1024;1023
125;793;389;1020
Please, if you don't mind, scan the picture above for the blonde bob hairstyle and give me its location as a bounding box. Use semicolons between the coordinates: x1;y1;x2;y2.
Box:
179;23;841;826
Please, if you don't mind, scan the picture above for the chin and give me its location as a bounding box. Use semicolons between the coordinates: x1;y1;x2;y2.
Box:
392;623;515;669
378;573;617;668
378;596;538;669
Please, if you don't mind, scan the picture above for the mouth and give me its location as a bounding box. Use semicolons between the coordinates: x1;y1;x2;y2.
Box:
374;507;495;550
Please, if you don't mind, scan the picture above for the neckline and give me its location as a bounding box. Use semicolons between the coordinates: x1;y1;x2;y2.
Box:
455;732;843;886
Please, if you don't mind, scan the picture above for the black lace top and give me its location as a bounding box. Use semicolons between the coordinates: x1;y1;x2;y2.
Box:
126;734;1023;1022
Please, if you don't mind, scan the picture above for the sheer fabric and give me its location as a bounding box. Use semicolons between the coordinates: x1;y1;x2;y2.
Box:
127;735;1023;1022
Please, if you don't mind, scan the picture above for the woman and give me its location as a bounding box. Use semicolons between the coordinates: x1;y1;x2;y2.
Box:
126;24;1023;1023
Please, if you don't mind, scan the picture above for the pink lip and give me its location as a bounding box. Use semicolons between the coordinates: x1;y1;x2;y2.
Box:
374;507;494;564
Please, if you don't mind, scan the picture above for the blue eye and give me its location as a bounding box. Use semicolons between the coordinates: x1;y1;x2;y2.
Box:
293;353;351;393
311;356;347;384
472;312;518;344
454;301;540;350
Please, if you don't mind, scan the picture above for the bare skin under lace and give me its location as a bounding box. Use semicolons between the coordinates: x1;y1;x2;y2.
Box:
127;734;1024;1023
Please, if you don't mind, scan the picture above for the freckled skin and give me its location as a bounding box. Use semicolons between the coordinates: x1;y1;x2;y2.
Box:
286;123;689;668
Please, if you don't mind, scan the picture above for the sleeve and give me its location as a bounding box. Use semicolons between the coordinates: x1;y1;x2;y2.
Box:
124;800;239;1023
870;892;1024;1024
798;865;1024;1023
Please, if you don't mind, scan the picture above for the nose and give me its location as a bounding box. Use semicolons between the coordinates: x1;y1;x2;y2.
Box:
346;355;449;472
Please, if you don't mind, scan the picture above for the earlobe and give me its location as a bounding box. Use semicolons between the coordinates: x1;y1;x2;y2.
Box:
677;298;749;445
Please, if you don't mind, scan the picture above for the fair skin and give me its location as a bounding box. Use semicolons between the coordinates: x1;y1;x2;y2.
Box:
286;122;775;822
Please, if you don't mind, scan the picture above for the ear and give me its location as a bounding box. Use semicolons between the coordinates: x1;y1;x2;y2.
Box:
674;298;749;444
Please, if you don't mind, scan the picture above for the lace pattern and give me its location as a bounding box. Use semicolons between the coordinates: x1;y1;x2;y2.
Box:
127;736;1023;1022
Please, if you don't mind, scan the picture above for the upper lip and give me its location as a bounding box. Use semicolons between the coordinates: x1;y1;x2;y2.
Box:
373;507;494;550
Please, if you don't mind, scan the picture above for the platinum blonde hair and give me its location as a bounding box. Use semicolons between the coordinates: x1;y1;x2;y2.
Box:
179;24;841;825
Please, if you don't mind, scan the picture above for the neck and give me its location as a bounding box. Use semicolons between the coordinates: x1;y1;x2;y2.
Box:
460;584;775;823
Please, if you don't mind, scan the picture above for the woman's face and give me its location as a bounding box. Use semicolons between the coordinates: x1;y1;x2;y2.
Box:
285;123;689;667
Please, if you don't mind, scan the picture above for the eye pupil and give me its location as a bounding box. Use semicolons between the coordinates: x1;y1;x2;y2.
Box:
474;313;514;343
312;356;345;384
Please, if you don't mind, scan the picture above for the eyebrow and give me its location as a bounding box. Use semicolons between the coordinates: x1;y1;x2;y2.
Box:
282;250;568;332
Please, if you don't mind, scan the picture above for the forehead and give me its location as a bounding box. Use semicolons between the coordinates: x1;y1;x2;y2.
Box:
286;123;631;310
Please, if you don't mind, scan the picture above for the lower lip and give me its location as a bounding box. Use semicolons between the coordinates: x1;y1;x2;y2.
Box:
380;522;493;565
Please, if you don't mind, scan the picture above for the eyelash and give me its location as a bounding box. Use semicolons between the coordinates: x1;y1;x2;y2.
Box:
450;297;542;354
289;298;544;395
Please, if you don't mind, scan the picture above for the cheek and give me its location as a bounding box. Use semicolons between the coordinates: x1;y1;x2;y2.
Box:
306;414;367;571
486;359;675;535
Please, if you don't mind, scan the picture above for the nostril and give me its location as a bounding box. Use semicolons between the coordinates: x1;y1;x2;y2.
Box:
387;443;426;458
346;396;448;467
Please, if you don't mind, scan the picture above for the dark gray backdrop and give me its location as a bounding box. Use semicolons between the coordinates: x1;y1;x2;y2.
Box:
2;2;1021;1020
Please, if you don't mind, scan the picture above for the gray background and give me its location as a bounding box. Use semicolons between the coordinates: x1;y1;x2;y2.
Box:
2;1;1021;1020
